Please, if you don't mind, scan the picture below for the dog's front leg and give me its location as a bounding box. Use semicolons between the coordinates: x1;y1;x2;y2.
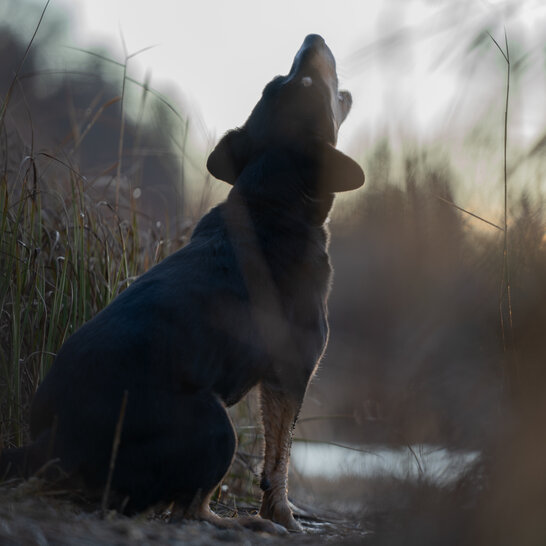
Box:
259;382;303;532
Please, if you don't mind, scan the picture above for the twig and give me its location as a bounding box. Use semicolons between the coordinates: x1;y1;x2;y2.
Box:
292;437;382;456
297;414;356;424
405;443;424;477
101;390;128;514
113;32;158;211
72;96;121;152
63;47;187;125
115;63;127;211
434;195;504;231
0;0;50;127
490;31;513;345
37;152;87;181
490;29;516;400
33;457;62;478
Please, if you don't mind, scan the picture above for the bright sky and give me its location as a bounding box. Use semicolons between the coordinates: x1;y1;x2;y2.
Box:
46;0;545;158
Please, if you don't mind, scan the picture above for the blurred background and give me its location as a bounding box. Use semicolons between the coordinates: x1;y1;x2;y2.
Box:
1;0;546;544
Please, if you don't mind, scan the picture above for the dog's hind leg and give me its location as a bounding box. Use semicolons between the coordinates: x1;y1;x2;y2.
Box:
109;392;236;513
117;392;281;533
258;382;303;532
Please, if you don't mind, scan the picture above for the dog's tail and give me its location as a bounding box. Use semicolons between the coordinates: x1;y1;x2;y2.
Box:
0;432;51;481
0;445;29;479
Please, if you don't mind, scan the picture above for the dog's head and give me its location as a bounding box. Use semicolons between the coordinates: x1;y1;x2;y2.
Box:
207;34;364;193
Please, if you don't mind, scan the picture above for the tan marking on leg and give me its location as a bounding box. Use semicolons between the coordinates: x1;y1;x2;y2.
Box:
173;489;284;533
259;383;302;532
173;490;239;528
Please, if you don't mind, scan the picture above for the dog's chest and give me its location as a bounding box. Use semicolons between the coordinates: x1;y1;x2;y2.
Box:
211;241;331;406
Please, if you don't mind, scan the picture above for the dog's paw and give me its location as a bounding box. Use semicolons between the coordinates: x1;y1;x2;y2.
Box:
260;496;302;532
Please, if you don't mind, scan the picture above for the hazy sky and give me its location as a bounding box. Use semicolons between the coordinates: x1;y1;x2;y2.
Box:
44;0;545;157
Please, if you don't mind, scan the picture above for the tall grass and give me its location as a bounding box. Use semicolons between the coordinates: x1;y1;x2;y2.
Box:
0;160;153;447
0;5;193;449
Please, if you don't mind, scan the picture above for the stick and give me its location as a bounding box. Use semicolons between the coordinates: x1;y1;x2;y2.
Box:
101;390;128;515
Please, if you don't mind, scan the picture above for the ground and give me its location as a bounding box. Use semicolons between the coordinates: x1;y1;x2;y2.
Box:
0;478;367;545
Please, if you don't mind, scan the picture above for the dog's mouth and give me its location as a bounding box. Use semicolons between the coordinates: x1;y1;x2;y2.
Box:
288;34;352;132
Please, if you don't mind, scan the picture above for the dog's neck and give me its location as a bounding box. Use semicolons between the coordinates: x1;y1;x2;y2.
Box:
228;147;335;228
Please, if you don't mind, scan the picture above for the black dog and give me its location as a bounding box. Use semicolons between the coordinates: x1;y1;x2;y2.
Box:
0;34;364;531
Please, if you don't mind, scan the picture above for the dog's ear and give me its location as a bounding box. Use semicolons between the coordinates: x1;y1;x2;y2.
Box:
316;144;365;193
207;128;252;185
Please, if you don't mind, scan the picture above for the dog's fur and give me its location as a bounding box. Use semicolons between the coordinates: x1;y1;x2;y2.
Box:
0;34;364;531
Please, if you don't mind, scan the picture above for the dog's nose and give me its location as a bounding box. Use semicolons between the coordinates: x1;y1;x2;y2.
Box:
302;34;325;49
288;34;335;80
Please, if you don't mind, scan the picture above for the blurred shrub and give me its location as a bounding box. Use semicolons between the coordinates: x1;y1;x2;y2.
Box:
303;140;545;453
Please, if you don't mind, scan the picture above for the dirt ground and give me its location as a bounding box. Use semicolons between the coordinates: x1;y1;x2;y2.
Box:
0;479;367;545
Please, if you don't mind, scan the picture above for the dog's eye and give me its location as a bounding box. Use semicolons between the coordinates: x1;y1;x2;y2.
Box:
338;93;345;102
301;77;313;87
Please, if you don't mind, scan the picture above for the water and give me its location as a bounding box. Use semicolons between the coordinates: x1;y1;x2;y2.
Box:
291;442;479;484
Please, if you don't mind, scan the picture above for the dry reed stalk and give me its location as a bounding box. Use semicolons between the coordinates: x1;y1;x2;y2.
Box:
101;390;128;514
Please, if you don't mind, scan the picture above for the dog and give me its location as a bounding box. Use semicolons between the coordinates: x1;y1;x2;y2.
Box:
0;34;364;531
